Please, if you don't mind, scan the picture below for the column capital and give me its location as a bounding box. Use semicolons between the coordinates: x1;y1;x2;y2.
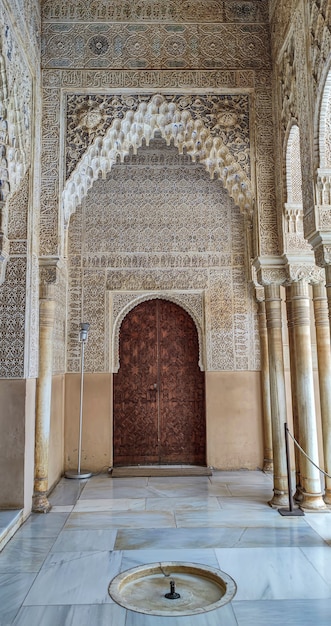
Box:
252;256;287;286
282;253;324;285
39;257;61;299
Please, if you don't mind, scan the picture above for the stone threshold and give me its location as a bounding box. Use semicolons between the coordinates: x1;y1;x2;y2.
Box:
111;465;212;477
0;509;23;552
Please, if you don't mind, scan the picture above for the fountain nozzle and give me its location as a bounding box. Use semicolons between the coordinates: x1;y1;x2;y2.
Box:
165;579;181;600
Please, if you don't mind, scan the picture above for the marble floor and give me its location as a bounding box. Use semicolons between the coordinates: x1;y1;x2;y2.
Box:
1;470;331;625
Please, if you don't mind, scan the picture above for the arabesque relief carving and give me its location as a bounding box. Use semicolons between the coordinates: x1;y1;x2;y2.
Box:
42;0;269;24
63;94;253;221
67;138;260;373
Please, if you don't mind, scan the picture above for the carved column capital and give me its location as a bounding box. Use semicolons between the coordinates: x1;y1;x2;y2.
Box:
252;256;287;286
39;257;61;298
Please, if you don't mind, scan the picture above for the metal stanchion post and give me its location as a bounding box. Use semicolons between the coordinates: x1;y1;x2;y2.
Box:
65;322;92;480
279;423;304;516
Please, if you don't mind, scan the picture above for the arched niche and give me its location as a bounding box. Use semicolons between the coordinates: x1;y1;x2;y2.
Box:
62;94;253;223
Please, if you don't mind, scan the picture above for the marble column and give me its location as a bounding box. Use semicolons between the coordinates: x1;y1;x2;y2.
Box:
285;288;302;500
313;282;331;505
32;284;56;513
264;283;288;506
290;280;325;510
257;298;273;472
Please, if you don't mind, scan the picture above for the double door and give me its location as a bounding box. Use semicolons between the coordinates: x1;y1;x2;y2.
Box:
113;299;206;466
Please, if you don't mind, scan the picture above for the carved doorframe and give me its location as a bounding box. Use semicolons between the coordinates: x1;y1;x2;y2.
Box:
108;290;206;374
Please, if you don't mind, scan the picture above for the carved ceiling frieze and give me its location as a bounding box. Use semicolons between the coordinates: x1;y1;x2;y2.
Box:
42;0;269;24
41;23;271;71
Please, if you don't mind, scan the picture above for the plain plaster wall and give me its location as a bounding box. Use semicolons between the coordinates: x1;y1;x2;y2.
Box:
64;373;112;473
64;371;263;471
206;371;264;469
0;379;33;508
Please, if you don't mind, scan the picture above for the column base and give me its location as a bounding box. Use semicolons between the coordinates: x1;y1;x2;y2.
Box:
32;493;52;513
324;489;331;506
300;492;327;511
294;488;304;503
263;459;273;473
268;490;289;508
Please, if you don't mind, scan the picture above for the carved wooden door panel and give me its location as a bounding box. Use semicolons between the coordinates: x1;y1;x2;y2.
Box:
113;299;205;466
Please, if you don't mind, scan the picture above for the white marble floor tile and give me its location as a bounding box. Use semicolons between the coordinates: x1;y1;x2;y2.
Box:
50;505;74;513
120;548;219;571
146;496;221;511
51;529;117;552
73;498;146;512
174;508;303;528
217;495;272;510
0;572;36;624
0;509;22;532
23;550;122;606
210;471;273;484
4;471;331;626
147;476;211;485
225;484;274;497
303;512;331;543
13;603;127;626
102;476;149;487
65;510;176;530
300;546;331;586
115;527;244;550
79;486;159;500
233;599;331;625
232;524;327;548
215;547;331;600
16;513;69;538
124;603;238;626
0;535;55;572
49;479;87;506
147;483;232;498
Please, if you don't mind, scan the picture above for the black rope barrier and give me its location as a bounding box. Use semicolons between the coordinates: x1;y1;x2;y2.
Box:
279;422;331;517
286;426;331;479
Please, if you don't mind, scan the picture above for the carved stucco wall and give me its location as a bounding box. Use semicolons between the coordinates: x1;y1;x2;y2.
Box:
39;0;278;374
0;0;41;378
270;0;331;250
67;138;260;373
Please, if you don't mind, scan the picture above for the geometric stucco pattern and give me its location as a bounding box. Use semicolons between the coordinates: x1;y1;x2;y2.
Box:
67;139;260;373
41;23;270;72
0;0;39;378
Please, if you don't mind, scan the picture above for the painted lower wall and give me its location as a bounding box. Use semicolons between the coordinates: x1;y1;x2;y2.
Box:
64;373;112;473
64;371;263;471
0;379;35;510
206;371;264;470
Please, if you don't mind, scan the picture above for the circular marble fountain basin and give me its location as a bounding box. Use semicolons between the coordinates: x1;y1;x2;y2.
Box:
108;562;237;617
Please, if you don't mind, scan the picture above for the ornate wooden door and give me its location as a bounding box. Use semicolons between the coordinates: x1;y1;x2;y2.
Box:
113;299;206;466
